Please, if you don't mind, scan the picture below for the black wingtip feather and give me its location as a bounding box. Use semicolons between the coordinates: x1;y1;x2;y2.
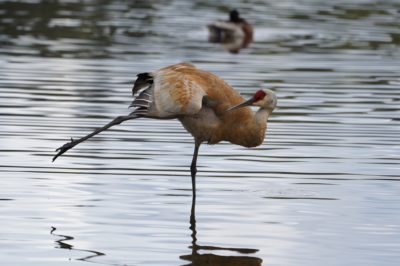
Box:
132;73;153;96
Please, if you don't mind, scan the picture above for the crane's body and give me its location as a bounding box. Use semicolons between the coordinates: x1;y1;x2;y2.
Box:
53;62;277;198
131;63;270;148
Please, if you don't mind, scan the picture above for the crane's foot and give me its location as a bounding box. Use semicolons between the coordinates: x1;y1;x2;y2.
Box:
52;138;78;162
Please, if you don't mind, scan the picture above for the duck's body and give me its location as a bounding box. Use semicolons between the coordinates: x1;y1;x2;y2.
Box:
208;10;253;50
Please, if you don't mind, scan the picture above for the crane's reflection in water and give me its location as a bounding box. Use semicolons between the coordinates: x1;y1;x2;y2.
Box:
50;226;105;262
50;198;261;266
180;195;262;266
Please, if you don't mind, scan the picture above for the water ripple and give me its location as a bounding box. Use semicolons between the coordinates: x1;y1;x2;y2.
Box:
1;1;400;266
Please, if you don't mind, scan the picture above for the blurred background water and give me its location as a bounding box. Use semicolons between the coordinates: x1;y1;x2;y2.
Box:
1;0;400;265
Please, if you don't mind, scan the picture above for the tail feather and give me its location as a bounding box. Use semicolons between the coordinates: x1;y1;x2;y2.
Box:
130;74;154;116
132;72;153;96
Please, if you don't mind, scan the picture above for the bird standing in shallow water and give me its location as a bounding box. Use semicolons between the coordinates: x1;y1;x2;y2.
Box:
208;10;253;52
53;63;277;199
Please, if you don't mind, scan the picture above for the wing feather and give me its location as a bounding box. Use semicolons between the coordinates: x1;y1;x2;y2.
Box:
134;62;246;120
149;63;206;117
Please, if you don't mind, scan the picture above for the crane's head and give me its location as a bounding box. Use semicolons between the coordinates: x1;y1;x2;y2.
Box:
226;89;277;112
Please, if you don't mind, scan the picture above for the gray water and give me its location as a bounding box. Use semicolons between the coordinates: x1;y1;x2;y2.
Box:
1;1;400;265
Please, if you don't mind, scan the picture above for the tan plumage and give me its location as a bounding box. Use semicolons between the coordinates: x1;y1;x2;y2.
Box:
53;62;277;198
141;63;275;147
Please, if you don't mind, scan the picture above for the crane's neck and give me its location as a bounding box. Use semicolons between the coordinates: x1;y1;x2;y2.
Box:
226;107;272;148
252;107;272;144
255;107;272;127
187;106;273;148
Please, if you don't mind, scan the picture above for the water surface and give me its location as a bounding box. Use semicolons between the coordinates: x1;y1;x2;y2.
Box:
1;1;400;265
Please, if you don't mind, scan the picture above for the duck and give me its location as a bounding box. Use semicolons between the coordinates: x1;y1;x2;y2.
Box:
208;9;253;52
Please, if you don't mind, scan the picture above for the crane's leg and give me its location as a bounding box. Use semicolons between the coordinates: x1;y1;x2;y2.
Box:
190;140;201;201
190;140;200;226
52;113;139;162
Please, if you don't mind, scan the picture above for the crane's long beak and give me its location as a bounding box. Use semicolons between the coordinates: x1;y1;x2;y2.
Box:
225;98;254;112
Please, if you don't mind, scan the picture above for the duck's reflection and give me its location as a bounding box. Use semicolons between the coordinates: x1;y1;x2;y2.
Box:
180;194;262;266
210;35;251;54
50;226;105;262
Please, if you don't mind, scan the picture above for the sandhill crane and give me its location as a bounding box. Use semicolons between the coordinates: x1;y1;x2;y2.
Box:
53;62;277;198
208;10;253;52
